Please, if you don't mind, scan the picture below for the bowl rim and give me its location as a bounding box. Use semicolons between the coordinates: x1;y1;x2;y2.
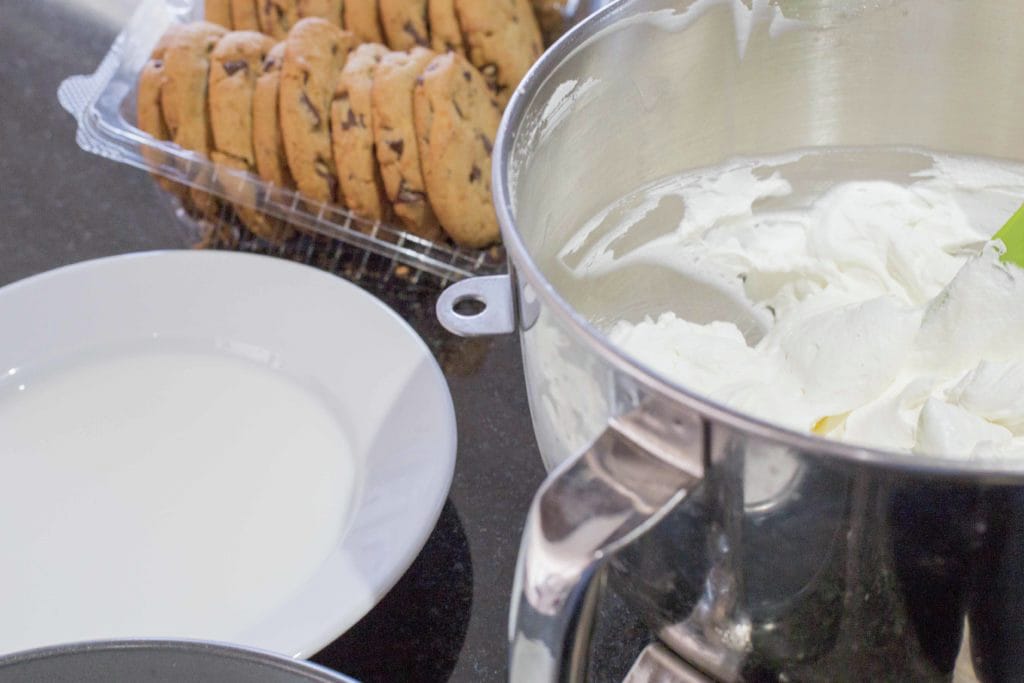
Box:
0;638;356;681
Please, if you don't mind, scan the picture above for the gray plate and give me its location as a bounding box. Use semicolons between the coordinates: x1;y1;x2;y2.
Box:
0;640;359;682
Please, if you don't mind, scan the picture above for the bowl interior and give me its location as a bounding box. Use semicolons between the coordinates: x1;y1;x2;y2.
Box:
506;0;1024;326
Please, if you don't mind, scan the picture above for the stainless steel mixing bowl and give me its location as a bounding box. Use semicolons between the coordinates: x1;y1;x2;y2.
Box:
437;0;1024;680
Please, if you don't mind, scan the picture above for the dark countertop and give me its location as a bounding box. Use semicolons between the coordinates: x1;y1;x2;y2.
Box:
0;2;648;680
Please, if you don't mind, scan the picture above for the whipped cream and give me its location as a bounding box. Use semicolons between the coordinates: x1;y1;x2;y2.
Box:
574;150;1024;459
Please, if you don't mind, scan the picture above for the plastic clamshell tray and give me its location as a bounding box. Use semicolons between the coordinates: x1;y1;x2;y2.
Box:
57;0;506;284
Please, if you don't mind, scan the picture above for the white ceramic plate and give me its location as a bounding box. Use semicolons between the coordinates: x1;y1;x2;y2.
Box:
0;251;456;658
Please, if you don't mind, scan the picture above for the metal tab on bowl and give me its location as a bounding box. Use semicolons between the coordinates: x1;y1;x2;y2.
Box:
436;274;517;336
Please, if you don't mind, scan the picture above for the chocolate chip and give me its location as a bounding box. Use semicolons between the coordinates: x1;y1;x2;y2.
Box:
415;76;425;86
341;106;358;131
222;60;248;76
402;20;427;46
387;139;404;157
153;59;163;68
462;70;471;82
469;164;481;182
262;55;279;71
452;100;465;119
268;1;288;30
331;43;339;55
478;133;493;155
299;91;321;129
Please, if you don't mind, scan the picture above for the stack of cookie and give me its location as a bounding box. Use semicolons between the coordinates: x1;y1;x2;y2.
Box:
134;1;544;249
203;0;543;106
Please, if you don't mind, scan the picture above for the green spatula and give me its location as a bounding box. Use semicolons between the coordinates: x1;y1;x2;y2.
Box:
995;203;1024;269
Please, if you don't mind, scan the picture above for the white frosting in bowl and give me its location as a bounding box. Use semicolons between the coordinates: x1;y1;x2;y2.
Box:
575;150;1024;459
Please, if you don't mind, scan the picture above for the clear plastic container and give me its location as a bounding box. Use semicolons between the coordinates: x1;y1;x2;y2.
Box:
57;0;506;286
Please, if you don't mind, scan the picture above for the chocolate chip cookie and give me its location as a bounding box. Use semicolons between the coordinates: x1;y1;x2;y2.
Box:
378;0;430;50
137;46;170;145
258;0;300;39
371;47;441;239
209;31;287;241
209;31;275;165
160;21;226;155
428;0;464;54
137;34;191;202
230;0;261;30
331;43;391;225
204;0;233;27
296;0;344;25
280;18;358;204
344;0;384;43
252;41;294;189
413;52;501;247
455;0;542;106
160;21;228;215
